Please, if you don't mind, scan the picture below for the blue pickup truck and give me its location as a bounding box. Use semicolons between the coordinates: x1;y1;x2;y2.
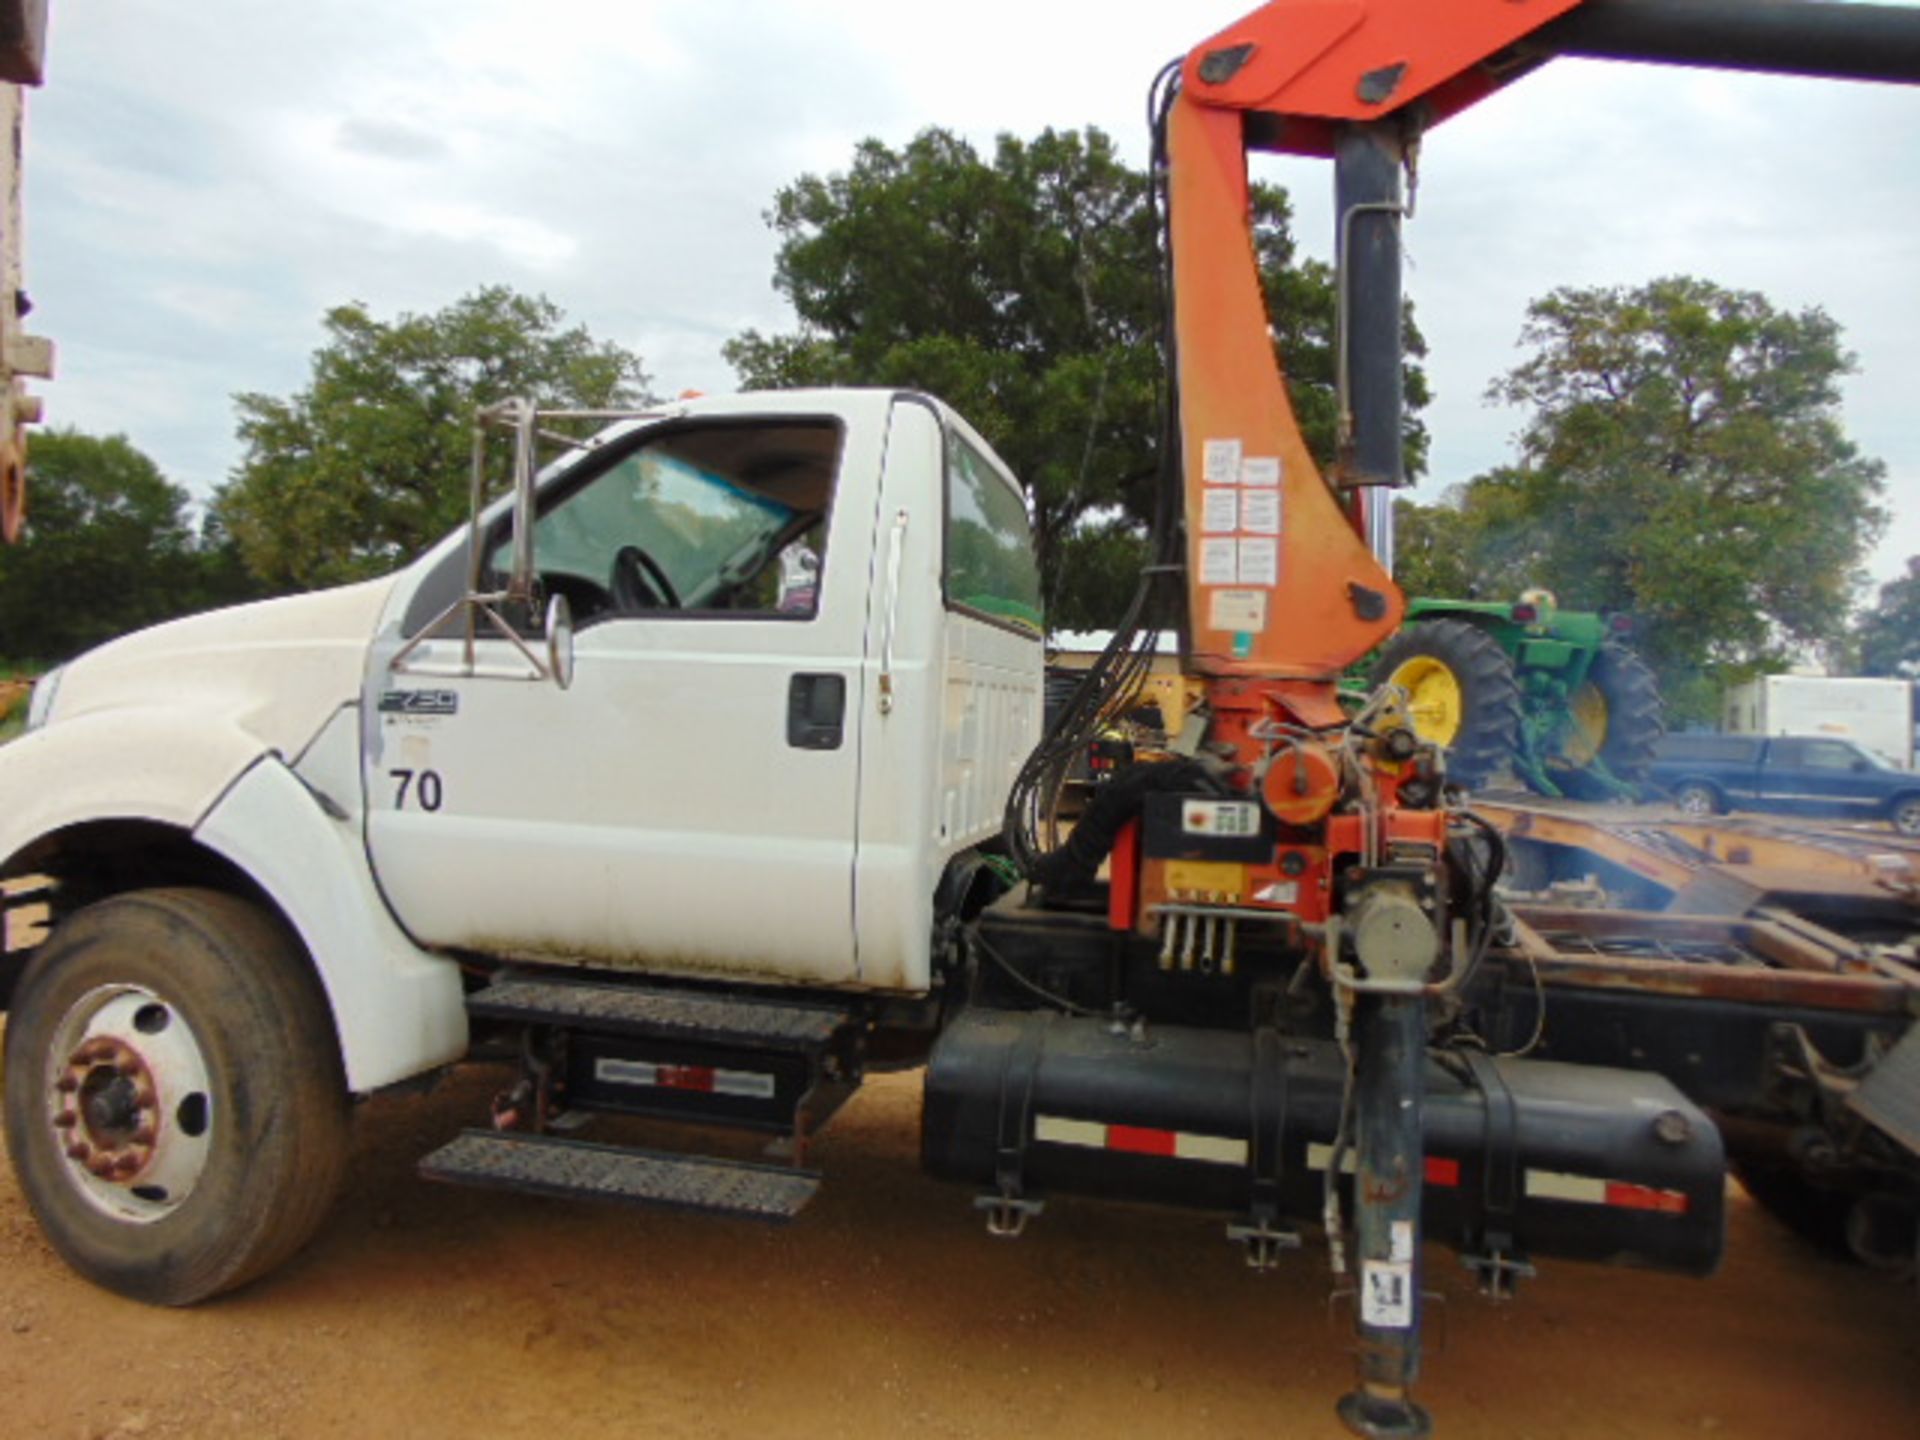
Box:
1647;733;1920;834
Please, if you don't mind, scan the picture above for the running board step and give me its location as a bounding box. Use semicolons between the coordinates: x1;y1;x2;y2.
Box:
419;1129;821;1223
468;973;853;1051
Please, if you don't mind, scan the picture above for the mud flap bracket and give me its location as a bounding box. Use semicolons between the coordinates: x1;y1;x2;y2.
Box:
1229;1026;1303;1268
1457;1049;1535;1298
976;1010;1053;1237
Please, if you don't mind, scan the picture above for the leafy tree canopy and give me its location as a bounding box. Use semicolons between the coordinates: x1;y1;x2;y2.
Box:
1394;277;1884;721
1856;556;1920;677
726;126;1428;630
218;287;652;590
0;430;260;663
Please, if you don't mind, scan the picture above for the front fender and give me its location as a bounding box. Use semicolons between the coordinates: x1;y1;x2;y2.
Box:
194;749;468;1093
0;706;468;1093
0;707;271;867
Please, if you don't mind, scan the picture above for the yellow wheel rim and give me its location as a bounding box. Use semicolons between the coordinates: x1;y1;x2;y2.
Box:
1387;656;1464;746
1558;682;1609;768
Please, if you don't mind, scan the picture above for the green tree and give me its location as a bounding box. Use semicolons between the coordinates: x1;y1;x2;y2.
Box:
1390;491;1480;600
219;287;652;590
726;127;1428;630
1421;277;1883;719
1857;557;1920;677
0;430;257;661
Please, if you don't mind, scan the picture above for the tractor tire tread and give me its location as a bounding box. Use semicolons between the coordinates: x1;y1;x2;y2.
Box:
1369;618;1522;788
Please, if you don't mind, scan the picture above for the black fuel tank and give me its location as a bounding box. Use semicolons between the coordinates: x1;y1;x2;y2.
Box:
923;1009;1724;1275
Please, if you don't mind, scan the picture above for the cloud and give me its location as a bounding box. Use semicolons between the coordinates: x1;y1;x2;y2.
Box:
23;0;1920;587
334;117;451;165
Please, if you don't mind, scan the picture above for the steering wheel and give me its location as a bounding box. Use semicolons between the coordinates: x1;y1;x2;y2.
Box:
610;544;680;612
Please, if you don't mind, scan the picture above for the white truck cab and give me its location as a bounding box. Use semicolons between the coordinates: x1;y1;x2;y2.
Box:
0;389;1041;1303
360;389;1040;996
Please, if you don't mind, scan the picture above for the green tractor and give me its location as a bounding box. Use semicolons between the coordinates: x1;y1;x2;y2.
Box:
1366;591;1663;798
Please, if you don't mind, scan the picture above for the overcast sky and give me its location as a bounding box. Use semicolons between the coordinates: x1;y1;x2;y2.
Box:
26;1;1920;589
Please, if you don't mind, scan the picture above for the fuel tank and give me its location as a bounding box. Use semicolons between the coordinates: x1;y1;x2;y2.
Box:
923;1008;1724;1275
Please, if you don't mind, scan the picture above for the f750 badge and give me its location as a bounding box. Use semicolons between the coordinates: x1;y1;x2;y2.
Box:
379;689;459;717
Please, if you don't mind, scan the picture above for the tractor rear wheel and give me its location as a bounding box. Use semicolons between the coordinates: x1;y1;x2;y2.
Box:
1369;619;1522;788
1549;642;1663;795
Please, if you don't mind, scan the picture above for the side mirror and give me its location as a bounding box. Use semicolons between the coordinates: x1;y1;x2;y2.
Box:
546;592;575;691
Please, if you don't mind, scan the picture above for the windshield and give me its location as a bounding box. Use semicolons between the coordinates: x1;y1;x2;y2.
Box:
1850;741;1902;771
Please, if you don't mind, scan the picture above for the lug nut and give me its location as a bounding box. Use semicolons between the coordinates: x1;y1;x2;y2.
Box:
54;1075;78;1094
65;1143;90;1162
52;1111;77;1129
130;1127;155;1147
116;1059;142;1079
86;1156;115;1178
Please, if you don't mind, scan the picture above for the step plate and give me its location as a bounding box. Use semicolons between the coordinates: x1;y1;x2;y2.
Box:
469;974;851;1051
420;1129;820;1223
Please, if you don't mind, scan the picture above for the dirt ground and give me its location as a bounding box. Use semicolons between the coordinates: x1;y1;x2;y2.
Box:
0;1067;1913;1440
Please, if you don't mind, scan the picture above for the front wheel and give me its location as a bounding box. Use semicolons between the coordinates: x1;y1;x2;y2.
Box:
3;888;351;1305
1890;795;1920;837
1673;781;1722;818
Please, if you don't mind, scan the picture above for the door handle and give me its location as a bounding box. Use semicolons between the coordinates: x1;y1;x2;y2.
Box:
787;673;847;750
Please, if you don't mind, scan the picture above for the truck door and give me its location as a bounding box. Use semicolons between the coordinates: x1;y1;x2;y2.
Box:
1756;737;1883;818
362;411;879;986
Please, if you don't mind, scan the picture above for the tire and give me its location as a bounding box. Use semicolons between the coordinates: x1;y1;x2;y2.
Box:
1729;1154;1851;1256
1889;794;1920;838
1369;619;1522;787
1548;642;1664;792
3;888;351;1305
1673;781;1722;818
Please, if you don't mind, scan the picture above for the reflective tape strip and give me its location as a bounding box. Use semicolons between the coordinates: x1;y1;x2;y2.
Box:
1524;1168;1607;1205
1034;1115;1106;1149
1305;1142;1460;1189
1177;1131;1252;1166
1603;1181;1690;1215
1525;1169;1689;1215
593;1058;777;1099
1302;1147;1684;1212
1033;1115;1249;1167
1109;1124;1177;1157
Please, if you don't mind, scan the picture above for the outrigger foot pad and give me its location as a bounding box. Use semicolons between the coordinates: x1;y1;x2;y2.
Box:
1336;1389;1432;1440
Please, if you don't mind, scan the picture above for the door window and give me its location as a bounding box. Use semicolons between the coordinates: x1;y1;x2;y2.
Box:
489;421;842;624
1769;738;1861;770
944;433;1042;636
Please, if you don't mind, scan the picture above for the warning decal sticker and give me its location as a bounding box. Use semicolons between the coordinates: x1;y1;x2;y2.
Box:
1203;438;1244;485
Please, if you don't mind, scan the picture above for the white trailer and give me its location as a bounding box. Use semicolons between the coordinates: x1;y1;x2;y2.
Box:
1723;674;1916;769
